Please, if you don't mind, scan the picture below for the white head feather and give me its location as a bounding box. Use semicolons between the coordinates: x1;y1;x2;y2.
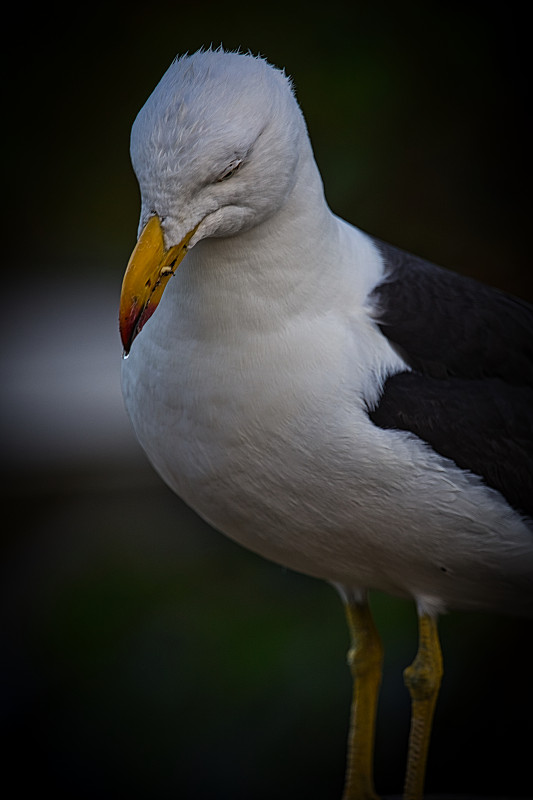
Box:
130;48;310;247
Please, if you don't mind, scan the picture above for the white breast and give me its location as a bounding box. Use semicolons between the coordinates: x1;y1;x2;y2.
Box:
122;223;533;616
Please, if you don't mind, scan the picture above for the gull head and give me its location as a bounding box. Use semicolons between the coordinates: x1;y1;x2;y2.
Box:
120;48;308;352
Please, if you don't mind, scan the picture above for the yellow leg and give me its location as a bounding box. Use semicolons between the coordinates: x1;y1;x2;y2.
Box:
403;614;443;800
342;598;383;800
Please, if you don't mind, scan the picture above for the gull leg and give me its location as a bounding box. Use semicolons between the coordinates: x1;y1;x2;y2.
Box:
402;613;443;800
342;596;383;800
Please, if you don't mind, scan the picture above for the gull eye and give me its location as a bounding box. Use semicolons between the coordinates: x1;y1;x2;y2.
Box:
217;159;243;182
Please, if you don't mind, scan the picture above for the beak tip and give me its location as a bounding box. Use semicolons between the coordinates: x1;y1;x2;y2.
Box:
119;296;158;355
119;312;135;355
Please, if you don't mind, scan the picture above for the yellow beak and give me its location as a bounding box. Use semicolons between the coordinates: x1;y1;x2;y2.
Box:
119;215;198;354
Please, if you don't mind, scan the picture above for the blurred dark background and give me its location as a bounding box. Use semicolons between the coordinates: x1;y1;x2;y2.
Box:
2;2;532;798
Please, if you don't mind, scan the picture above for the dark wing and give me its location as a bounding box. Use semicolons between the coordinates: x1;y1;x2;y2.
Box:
370;240;533;385
369;239;533;518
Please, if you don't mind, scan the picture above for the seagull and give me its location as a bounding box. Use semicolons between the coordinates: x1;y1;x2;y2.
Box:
119;48;533;799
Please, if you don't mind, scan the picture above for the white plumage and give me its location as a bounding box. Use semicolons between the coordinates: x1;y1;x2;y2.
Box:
119;48;533;799
121;49;532;614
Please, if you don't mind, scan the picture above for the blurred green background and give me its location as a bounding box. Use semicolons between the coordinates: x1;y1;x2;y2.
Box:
2;2;532;797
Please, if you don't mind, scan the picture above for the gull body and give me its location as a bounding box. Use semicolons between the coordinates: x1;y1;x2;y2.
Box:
119;48;533;798
121;49;532;615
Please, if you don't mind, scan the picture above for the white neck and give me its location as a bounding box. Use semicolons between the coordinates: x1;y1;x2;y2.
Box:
165;137;381;342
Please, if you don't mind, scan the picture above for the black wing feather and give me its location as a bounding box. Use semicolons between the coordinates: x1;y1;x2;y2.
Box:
369;240;533;518
371;240;533;385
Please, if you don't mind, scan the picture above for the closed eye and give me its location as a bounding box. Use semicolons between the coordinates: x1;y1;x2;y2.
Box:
217;158;243;182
